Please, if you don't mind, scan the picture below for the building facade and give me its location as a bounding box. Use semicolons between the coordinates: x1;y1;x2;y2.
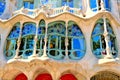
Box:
0;0;120;80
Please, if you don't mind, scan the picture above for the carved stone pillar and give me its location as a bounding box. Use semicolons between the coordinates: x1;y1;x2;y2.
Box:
14;22;23;59
65;21;69;60
103;16;112;59
101;0;105;11
30;22;39;57
41;22;49;60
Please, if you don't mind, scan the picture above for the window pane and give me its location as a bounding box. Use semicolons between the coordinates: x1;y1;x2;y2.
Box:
24;2;29;8
62;0;73;7
0;0;5;15
68;21;85;60
5;23;20;59
20;23;36;58
104;0;111;11
92;19;118;59
90;0;97;11
30;2;34;9
47;22;66;59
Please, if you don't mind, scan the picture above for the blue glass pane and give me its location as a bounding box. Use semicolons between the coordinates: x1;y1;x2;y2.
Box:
104;0;111;11
92;23;104;35
62;0;73;7
90;0;97;11
25;50;33;56
68;24;82;36
24;2;29;8
69;51;85;60
22;23;36;36
8;26;20;39
26;39;34;49
0;1;5;15
38;27;45;34
48;23;66;35
73;38;85;52
93;36;100;42
107;23;113;34
30;3;34;9
73;38;81;49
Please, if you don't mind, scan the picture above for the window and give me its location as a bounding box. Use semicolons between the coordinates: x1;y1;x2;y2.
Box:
47;21;66;60
0;0;5;15
23;0;34;9
68;21;86;60
91;18;117;59
19;23;36;59
103;0;111;11
90;0;98;11
62;0;73;7
5;23;20;59
36;20;45;56
90;0;111;11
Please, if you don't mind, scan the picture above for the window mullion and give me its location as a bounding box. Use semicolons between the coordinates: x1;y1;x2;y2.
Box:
55;36;58;56
103;16;112;59
42;22;49;59
65;21;69;59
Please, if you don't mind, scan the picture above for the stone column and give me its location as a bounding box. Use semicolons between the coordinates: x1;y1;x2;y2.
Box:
101;0;105;11
41;22;49;60
65;21;69;60
103;16;112;59
14;22;23;59
30;22;39;57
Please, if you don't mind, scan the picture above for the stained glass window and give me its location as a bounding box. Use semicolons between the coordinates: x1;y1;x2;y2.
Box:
19;23;36;59
5;23;20;59
47;21;66;60
35;73;52;80
0;0;5;15
91;19;117;59
36;20;45;56
68;21;86;60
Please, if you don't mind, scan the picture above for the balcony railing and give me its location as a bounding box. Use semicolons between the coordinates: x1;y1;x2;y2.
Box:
12;6;83;18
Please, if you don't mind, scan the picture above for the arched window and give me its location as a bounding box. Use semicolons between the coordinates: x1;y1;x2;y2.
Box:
35;73;52;80
91;18;117;59
19;23;36;59
68;21;86;60
5;23;20;59
60;74;77;80
62;0;73;7
47;21;66;60
36;20;45;56
0;0;5;15
90;0;111;11
15;73;28;80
